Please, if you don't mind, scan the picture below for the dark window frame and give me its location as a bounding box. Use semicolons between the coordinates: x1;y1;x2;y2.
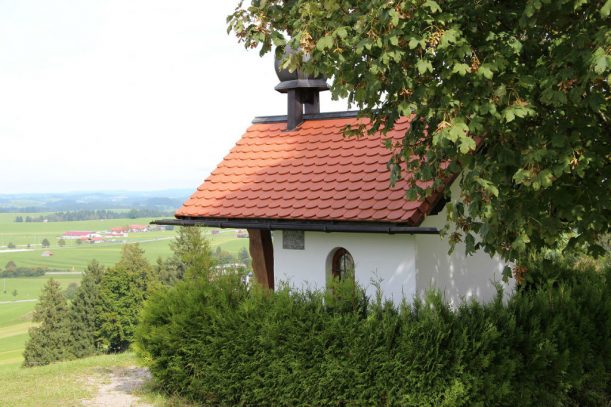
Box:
331;248;354;281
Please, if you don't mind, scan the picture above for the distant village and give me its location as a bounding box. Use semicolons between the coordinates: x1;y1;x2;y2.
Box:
59;226;249;245
60;224;171;244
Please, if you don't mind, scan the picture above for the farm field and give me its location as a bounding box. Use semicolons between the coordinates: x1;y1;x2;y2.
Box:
0;212;249;368
0;212;249;271
0;275;82;368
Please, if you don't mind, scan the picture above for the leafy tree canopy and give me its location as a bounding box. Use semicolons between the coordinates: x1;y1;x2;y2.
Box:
5;260;16;273
228;0;610;267
98;244;154;352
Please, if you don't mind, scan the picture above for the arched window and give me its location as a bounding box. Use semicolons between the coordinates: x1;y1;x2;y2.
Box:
331;248;355;281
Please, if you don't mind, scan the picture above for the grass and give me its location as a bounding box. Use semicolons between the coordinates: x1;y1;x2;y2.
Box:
0;352;193;406
0;275;82;302
0;211;248;400
0;353;136;407
0;212;248;271
0;301;35;327
0;275;82;367
0;332;29;367
0;219;248;367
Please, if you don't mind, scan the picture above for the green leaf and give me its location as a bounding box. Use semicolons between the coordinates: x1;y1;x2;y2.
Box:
478;65;493;79
502;266;512;282
536;169;554;189
408;38;420;49
513;168;532;185
502;108;516;123
465;233;476;252
389;36;399;46
452;63;470;76
601;0;611;17
270;32;285;47
423;0;442;13
389;9;400;26
439;29;459;49
334;27;348;39
398;101;413;116
323;0;340;11
459;136;477;154
447;120;469;142
593;52;608;74
416;59;433;74
316;36;334;51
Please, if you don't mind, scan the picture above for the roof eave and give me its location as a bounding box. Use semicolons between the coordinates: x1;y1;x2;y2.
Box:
151;217;439;235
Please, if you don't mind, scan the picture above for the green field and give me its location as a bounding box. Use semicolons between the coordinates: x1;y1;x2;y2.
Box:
0;275;82;368
0;212;248;271
0;353;136;406
0;212;249;370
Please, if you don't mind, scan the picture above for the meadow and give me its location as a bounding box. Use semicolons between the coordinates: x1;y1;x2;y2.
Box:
0;212;248;271
0;275;82;368
0;212;249;369
0;353;137;406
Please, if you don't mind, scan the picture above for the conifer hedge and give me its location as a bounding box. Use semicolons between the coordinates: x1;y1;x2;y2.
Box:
136;262;610;406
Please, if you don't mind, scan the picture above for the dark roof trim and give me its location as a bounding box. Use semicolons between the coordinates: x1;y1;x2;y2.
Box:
152;217;439;235
252;110;360;124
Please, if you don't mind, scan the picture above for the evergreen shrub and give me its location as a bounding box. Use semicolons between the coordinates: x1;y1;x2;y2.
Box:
136;263;610;406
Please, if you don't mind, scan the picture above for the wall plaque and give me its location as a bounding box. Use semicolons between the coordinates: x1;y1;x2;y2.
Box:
282;230;305;250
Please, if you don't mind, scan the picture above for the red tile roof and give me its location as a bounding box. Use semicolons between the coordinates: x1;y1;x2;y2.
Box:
64;231;94;237
177;116;448;226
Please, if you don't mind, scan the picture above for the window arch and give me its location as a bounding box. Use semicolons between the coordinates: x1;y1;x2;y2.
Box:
330;248;355;281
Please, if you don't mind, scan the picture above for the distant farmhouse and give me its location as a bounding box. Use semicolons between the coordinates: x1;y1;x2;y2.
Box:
129;224;148;233
81;236;104;244
62;231;98;240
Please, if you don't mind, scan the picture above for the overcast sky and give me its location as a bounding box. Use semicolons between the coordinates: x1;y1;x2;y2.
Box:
0;1;347;194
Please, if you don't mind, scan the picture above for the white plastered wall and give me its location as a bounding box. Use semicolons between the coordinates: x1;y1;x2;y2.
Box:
273;231;417;303
415;182;513;306
272;182;513;305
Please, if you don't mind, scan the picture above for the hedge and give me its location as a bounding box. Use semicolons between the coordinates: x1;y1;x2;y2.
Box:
0;267;47;278
136;262;610;406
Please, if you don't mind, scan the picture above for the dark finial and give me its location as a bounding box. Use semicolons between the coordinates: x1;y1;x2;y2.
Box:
274;46;329;130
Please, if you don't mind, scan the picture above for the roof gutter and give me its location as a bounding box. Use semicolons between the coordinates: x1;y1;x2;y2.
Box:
151;218;439;235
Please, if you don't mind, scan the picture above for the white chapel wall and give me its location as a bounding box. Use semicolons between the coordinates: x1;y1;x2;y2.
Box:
415;182;513;306
273;231;418;303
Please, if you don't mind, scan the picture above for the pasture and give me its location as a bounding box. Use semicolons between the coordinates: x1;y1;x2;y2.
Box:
0;212;249;368
0;275;82;368
0;212;249;271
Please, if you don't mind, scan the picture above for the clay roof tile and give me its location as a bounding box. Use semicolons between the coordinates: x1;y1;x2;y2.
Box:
176;116;453;225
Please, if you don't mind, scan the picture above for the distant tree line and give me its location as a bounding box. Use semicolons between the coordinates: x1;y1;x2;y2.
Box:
14;208;172;223
22;227;248;367
1;261;48;278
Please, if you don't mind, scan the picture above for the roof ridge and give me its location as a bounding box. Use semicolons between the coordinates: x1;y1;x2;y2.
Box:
252;110;360;124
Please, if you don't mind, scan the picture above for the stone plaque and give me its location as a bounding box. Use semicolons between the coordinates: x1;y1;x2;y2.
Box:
282;230;305;250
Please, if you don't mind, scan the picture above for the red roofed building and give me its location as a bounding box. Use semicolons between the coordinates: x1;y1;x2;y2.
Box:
161;56;508;304
80;236;104;244
129;224;148;232
63;231;96;240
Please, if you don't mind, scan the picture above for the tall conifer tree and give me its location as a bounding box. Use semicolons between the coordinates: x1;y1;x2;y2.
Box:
23;279;72;367
169;226;214;279
68;260;105;358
